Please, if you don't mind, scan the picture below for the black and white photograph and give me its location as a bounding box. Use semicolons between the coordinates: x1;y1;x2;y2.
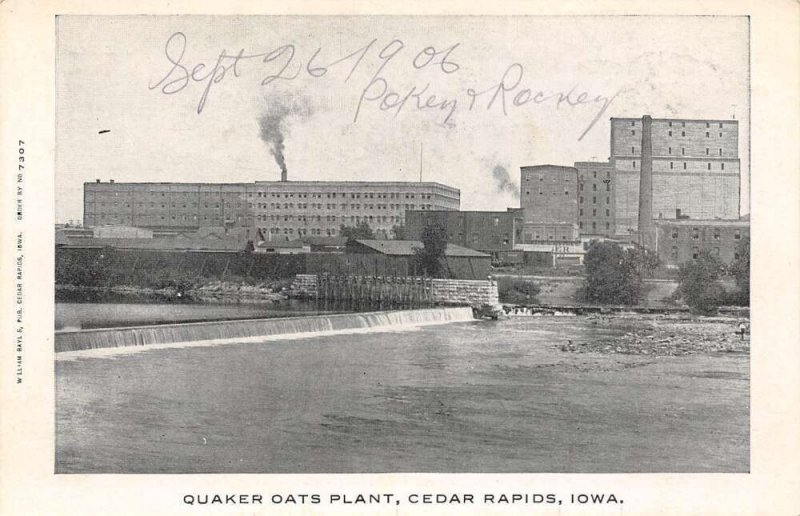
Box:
51;15;755;475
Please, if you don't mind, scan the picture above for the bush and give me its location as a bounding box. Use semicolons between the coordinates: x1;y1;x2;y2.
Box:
728;236;750;306
414;222;448;277
582;241;644;305
677;250;725;315
497;277;541;304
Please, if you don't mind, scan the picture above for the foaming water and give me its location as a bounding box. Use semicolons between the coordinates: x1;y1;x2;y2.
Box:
57;324;440;362
56;307;474;357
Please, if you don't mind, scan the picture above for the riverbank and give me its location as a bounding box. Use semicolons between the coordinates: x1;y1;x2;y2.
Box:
56;281;289;304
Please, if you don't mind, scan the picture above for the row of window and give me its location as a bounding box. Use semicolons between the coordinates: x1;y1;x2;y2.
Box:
579;208;611;217
630;161;727;171
91;191;441;201
579;171;612;179
671;229;743;240
261;227;337;236
256;214;403;224
628;121;726;128
578;221;612;231
672;247;740;261
579;196;611;205
630;129;726;138
579;183;611;192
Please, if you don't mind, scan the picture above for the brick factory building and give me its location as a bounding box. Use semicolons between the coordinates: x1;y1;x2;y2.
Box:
654;218;749;267
404;209;523;258
610;116;741;238
83;180;460;240
519;165;580;243
575;161;615;237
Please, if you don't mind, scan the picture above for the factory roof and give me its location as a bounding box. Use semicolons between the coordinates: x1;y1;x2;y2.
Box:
350;239;490;257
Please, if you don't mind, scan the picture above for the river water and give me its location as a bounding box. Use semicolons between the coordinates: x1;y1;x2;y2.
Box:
56;316;749;473
55;301;328;330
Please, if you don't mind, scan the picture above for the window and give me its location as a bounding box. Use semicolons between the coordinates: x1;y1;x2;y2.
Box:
706;122;710;128
719;148;723;156
606;209;610;216
669;147;672;154
592;208;597;216
606;183;610;191
672;230;678;239
708;163;712;170
692;247;700;260
683;162;687;170
682;131;686;137
606;197;610;204
706;132;710;137
633;161;637;168
592;184;597;191
692;228;700;240
713;229;720;240
606;222;610;229
592;222;597;230
721;163;725;170
579;209;584;216
593;171;597;178
719;122;723;128
734;231;741;240
670;162;674;169
669;121;673;127
682;122;686;127
706;148;709;155
631;121;635;126
719;132;722;137
631;146;635;153
631;130;635;136
579;183;584;191
592;196;597;204
580;196;584;204
668;130;672;136
565;190;569;195
671;246;678;259
578;222;583;229
682;147;685;155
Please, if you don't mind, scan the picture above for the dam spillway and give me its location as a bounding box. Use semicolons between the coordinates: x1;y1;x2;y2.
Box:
54;307;475;353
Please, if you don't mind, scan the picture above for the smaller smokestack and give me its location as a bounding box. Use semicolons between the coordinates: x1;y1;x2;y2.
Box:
281;168;287;182
95;179;100;183
110;179;115;184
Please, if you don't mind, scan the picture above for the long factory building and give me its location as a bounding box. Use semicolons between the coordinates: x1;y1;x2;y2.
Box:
83;180;460;240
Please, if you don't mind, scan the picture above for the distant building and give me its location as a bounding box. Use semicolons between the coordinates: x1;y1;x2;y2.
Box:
519;165;580;242
92;225;153;239
654;219;749;267
255;240;311;254
404;209;523;259
574;161;615;236
610;116;741;237
345;239;491;279
83;180;460;241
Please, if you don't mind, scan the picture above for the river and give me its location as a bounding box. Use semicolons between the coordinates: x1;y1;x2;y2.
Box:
55;314;749;473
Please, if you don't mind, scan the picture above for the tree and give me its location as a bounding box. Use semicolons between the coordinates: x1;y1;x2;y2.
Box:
339;221;374;241
677;250;725;315
414;222;448;277
582;241;643;305
728;236;750;305
390;224;407;240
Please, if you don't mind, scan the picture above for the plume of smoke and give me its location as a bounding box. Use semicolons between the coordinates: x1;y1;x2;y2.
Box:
492;165;520;199
258;97;313;177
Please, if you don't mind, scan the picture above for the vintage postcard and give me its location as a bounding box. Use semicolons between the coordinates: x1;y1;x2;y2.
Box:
1;1;798;515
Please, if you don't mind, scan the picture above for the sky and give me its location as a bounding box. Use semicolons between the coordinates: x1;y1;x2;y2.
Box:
56;15;749;223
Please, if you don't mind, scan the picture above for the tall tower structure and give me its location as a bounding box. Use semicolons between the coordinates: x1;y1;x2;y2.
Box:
610;115;741;241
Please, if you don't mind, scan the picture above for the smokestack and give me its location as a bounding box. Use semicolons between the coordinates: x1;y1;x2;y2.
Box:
281;168;287;182
638;115;655;248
